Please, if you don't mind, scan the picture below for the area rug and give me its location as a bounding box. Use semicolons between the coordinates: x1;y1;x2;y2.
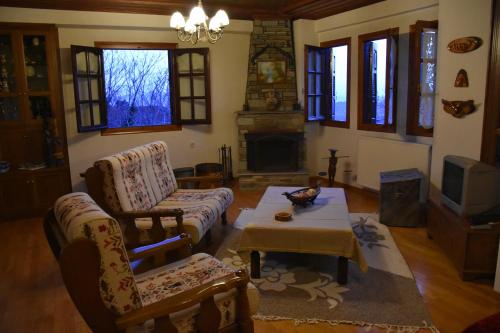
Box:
216;210;438;332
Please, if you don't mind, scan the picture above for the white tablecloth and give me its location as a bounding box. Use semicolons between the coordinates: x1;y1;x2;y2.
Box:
238;186;367;271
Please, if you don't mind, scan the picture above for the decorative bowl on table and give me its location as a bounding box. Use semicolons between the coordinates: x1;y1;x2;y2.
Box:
282;185;321;207
275;211;292;222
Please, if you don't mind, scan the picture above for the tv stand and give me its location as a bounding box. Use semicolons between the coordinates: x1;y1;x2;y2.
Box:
427;185;500;280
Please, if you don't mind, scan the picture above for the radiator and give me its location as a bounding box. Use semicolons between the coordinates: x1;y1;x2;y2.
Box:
356;136;431;198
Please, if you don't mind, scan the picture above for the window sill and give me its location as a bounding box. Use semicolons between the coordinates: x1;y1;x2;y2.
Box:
357;123;396;133
321;120;350;128
101;124;182;136
406;128;433;137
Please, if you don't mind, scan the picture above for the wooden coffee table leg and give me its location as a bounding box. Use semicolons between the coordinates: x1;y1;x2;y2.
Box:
337;256;348;285
250;251;260;279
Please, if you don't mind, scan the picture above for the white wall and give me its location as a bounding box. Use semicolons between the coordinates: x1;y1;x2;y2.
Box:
293;19;321;174
1;1;493;191
430;0;492;188
0;7;253;190
299;0;438;185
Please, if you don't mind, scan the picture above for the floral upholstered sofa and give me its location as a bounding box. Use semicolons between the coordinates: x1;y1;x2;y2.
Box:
84;141;233;245
47;192;258;333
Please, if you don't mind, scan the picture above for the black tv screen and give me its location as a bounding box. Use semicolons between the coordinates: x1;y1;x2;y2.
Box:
442;161;464;205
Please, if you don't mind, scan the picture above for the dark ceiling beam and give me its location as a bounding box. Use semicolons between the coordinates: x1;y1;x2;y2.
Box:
281;0;318;13
285;0;385;20
0;0;386;21
0;0;285;20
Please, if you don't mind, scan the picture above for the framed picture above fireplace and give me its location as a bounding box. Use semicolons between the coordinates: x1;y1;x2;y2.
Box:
257;61;287;84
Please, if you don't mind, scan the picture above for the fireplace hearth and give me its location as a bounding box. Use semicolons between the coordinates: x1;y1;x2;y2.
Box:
246;132;303;172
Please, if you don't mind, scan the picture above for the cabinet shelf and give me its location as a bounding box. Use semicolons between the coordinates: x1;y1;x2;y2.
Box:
0;165;68;178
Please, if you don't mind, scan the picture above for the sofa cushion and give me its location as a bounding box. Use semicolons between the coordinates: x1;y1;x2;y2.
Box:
134;253;259;332
141;141;178;202
136;253;235;305
160;188;233;215
54;193;142;315
134;188;234;244
94;159;123;213
95;147;158;212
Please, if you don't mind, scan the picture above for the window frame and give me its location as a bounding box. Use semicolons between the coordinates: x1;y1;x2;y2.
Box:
357;28;399;133
71;45;107;133
304;45;327;122
320;37;351;129
94;42;180;136
174;48;212;125
406;20;438;137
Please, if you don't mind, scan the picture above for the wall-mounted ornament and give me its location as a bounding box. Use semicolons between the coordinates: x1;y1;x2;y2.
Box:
447;37;482;53
454;69;469;87
442;99;476;118
263;89;281;110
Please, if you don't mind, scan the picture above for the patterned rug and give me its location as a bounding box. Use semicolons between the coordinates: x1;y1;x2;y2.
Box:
216;210;438;332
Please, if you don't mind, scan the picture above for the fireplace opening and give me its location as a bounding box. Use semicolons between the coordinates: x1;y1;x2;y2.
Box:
245;132;303;172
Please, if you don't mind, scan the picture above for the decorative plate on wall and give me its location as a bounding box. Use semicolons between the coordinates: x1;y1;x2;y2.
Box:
447;37;482;53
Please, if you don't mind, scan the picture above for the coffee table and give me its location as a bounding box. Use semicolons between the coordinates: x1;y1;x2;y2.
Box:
238;186;367;284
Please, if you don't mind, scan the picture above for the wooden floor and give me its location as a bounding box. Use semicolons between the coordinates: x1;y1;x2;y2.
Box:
1;182;500;333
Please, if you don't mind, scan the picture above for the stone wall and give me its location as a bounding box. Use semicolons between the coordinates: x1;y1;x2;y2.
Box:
245;20;298;111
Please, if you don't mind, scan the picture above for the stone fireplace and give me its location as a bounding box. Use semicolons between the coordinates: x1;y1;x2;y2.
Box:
237;19;308;190
237;111;308;190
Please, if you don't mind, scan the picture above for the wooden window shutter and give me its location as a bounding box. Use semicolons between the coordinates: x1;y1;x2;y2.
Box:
71;45;107;132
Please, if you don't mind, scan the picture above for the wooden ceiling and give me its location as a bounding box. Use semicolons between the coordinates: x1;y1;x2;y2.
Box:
0;0;385;20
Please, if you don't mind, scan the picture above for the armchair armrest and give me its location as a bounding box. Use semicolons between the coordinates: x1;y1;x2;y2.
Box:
127;233;191;262
114;209;185;244
177;175;223;189
116;269;251;330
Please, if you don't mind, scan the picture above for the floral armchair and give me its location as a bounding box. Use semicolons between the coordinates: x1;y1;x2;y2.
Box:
82;141;233;246
44;192;258;333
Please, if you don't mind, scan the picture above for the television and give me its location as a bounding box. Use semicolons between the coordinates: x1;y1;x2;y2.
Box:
441;155;500;217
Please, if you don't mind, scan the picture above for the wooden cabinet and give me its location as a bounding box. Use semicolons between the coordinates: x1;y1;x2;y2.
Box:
427;186;500;280
379;169;424;227
0;23;71;221
482;0;500;166
0;168;70;220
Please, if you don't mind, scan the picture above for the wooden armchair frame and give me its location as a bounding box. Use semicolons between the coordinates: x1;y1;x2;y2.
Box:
81;166;227;248
44;209;254;333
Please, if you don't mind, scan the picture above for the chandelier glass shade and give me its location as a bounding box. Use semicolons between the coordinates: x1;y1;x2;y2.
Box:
170;1;229;44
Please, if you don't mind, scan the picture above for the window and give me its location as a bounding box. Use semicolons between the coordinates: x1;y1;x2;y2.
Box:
358;28;399;132
407;21;438;137
304;38;351;128
175;48;211;124
71;46;107;132
305;45;325;121
71;43;211;134
103;49;173;129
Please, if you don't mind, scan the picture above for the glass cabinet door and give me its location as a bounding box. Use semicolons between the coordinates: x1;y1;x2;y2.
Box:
0;34;21;122
23;35;49;92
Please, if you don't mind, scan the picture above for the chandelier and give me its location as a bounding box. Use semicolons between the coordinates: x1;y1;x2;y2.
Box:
170;0;230;44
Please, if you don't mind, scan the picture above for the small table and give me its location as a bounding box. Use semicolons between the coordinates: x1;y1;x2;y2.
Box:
238;186;367;284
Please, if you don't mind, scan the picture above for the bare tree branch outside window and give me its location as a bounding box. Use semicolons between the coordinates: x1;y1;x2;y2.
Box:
103;49;171;128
